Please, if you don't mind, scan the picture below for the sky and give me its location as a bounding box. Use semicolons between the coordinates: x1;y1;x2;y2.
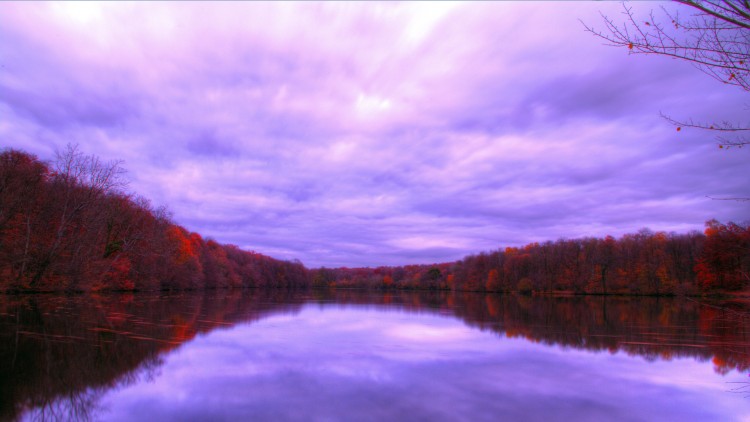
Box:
1;2;748;268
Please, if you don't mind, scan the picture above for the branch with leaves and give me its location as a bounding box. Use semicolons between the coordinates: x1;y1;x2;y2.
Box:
661;112;750;148
582;0;750;149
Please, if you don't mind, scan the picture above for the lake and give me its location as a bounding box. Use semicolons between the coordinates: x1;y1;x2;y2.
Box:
2;290;749;421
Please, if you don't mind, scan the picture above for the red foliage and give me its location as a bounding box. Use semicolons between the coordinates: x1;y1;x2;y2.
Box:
1;147;746;296
695;219;750;291
101;256;135;291
0;148;309;292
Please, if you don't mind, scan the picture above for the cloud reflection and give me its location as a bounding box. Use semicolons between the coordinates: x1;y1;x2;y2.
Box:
98;305;748;422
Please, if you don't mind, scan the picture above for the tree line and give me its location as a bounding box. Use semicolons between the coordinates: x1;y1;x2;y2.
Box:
0;147;307;292
1;146;747;294
312;223;749;295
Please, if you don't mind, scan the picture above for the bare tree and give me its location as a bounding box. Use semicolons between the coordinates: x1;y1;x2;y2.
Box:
583;0;750;149
30;144;127;286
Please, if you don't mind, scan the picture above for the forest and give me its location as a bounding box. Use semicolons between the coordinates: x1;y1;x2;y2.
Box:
1;147;748;294
314;219;749;295
0;147;307;292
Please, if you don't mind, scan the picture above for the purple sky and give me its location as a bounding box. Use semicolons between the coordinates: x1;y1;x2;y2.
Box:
1;2;748;268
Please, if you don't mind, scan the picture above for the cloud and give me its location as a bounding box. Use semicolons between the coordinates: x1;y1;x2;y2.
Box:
1;2;747;267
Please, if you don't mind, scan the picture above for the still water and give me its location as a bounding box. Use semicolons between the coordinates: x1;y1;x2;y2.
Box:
2;290;749;421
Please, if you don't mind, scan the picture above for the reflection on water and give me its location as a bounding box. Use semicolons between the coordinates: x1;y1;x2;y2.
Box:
1;290;749;421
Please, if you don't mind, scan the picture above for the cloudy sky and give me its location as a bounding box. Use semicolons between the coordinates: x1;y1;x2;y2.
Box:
1;2;747;268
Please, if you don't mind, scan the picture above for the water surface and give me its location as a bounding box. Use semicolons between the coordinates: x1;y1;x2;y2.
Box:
2;290;749;421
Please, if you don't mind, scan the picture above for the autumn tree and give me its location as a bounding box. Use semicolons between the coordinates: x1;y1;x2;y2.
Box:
163;226;203;290
0;150;48;287
312;267;335;288
29;144;126;286
584;1;750;149
0;147;313;292
486;268;502;292
695;219;750;290
593;235;617;294
201;239;240;289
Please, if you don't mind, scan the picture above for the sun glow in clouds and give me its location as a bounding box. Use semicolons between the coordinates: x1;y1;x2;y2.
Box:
51;2;102;25
400;2;460;47
355;93;392;116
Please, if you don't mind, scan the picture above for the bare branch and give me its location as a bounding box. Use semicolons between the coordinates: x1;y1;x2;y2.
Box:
585;1;750;200
583;2;750;91
583;1;750;150
675;0;750;30
706;195;750;201
660;112;750;148
660;112;750;131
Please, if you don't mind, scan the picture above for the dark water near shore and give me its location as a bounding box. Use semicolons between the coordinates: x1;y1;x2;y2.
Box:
2;290;749;421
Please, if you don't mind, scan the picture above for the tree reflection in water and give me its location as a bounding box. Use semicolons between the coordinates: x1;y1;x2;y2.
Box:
1;289;748;420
